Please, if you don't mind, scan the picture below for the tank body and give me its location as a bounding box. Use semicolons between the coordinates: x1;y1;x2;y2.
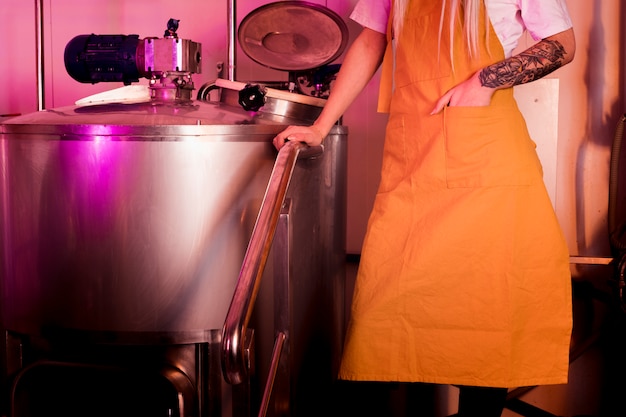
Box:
0;99;341;339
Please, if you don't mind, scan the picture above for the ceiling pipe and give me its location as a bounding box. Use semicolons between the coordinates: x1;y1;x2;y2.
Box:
227;0;237;81
35;0;45;110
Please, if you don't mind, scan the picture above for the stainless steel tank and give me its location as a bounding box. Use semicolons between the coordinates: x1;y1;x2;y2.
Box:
0;85;347;417
1;5;348;414
0;91;342;338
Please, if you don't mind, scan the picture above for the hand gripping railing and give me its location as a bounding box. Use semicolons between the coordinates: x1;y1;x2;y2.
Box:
221;140;323;385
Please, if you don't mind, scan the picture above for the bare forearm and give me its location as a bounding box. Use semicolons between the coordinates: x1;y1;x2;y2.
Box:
479;28;575;90
314;28;387;136
272;28;387;149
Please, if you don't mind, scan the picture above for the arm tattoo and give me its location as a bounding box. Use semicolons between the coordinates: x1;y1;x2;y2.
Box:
479;39;567;88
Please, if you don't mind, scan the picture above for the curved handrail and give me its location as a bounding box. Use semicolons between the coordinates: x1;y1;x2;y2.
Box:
221;140;323;385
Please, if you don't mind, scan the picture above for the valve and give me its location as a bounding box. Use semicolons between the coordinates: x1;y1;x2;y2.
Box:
238;84;266;111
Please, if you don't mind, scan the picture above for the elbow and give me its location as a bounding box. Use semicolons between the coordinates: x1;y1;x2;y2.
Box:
560;28;576;65
564;36;576;65
544;28;576;66
563;48;575;67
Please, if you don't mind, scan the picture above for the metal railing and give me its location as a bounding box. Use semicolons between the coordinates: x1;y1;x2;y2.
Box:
220;140;323;386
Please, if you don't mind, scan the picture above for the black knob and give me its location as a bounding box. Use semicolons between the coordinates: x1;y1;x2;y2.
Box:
238;84;266;111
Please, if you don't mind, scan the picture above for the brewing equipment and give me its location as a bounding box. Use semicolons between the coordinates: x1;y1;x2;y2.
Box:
235;1;347;98
0;4;348;416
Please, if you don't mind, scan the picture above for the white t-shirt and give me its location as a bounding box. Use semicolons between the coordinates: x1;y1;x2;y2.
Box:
350;0;573;57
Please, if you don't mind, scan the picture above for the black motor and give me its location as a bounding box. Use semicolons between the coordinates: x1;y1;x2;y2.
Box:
64;34;142;85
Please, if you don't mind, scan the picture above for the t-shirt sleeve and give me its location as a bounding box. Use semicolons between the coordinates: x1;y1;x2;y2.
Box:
520;0;573;40
349;0;390;34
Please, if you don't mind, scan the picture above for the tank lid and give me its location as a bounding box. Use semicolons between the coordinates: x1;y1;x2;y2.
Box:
238;1;348;71
0;98;298;138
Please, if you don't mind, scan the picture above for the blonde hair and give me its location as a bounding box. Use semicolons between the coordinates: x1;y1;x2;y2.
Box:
393;0;487;59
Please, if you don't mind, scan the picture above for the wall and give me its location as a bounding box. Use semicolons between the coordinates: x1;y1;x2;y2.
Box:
1;1;39;115
1;0;625;415
557;0;623;264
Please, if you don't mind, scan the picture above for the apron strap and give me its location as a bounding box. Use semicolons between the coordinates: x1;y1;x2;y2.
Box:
377;4;395;113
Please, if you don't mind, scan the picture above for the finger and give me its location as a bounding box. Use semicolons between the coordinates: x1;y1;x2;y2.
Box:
430;100;445;115
272;133;286;149
430;94;449;115
431;93;451;115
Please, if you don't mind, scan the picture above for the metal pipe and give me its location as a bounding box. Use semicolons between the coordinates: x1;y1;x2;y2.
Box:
257;332;287;417
220;141;323;385
35;0;45;110
569;256;613;265
227;0;237;80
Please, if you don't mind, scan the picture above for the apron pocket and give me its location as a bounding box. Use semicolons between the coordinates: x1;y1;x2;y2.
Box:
443;105;541;188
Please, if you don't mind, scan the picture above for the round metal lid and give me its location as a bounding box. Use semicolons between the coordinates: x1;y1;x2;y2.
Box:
238;1;348;71
0;100;289;138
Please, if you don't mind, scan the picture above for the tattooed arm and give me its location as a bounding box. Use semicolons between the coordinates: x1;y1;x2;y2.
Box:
431;28;575;114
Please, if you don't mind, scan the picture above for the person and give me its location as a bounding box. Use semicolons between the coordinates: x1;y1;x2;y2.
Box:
273;0;576;416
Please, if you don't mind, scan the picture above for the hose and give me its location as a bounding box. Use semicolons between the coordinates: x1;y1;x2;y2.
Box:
608;114;626;254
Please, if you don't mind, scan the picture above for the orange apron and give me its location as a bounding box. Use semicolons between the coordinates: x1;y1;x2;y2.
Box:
338;0;572;387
